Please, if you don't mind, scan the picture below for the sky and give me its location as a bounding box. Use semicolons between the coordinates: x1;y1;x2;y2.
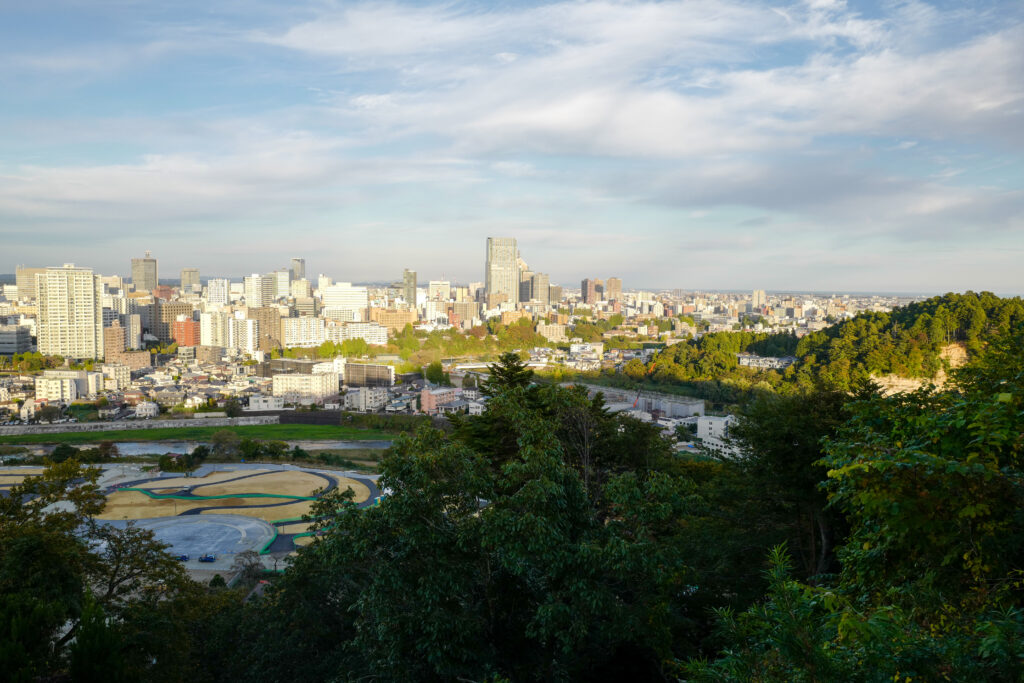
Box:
1;0;1022;293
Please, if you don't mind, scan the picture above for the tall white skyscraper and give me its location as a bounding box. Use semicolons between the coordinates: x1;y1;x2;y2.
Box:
204;278;230;308
244;274;274;308
486;237;519;303
752;289;767;309
200;311;231;347
36;264;104;359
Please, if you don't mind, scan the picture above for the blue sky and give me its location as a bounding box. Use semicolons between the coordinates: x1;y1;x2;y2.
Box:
1;0;1022;293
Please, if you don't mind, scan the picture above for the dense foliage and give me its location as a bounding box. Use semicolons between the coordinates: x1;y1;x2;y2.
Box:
3;324;1023;680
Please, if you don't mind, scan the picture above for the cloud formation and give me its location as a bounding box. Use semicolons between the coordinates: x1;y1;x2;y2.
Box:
0;0;1022;292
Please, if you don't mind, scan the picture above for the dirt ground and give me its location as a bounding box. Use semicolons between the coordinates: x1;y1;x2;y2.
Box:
129;470;271;489
97;491;289;520
275;522;313;534
192;471;326;498
200;499;315;522
293;536;315;547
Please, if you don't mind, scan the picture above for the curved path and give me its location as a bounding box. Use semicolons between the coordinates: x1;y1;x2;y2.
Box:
99;464;382;559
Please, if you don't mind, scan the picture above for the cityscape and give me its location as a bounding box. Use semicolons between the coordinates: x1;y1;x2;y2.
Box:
2;0;1023;680
1;237;923;430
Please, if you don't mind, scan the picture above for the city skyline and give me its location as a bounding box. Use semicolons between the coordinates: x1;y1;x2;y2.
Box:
2;1;1023;292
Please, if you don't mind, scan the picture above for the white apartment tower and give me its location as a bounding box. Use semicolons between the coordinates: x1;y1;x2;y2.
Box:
244;274;274;308
36;264;104;360
485;237;519;303
322;282;369;322
204;278;230;308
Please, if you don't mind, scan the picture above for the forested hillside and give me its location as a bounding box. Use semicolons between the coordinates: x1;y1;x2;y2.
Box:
628;292;1024;398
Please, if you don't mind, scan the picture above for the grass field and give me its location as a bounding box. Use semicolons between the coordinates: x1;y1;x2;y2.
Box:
0;423;395;445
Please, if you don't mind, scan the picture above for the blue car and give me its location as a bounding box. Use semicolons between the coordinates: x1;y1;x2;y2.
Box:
175;554;190;561
199;554;216;563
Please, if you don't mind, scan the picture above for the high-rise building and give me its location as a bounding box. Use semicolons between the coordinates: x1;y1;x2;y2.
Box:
36;264;104;360
204;278;230;307
15;266;45;302
230;316;259;355
154;301;193;343
594;278;605;301
200;311;231;348
172;318;200;347
531;273;550;306
244;274;274;308
180;268;200;293
752;289;767;309
249;307;284;351
290;258;306;281
581;278;597;305
402;269;417;308
131;251;158;293
290;278;311;299
271;269;290;300
485;237;519;303
322;283;369;322
606;277;622;301
428;280;451;301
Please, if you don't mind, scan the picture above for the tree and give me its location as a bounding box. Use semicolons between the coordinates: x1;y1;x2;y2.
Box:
481;352;533;396
37;405;61;423
223;399;243;417
49;443;80;463
210;429;240;458
231;550;264;586
424;361;446;384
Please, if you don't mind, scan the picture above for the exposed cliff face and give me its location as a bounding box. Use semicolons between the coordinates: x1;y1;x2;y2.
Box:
872;343;968;396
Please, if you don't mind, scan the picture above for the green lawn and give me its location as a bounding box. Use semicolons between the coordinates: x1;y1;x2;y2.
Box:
0;423;395;445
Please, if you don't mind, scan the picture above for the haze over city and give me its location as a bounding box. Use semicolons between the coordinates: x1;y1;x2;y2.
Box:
1;0;1022;292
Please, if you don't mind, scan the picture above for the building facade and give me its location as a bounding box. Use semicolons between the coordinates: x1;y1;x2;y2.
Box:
36;264;104;360
131;252;158;293
485;237;519;304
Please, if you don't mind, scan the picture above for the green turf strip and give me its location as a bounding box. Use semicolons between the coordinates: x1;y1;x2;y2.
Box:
120;487;317;501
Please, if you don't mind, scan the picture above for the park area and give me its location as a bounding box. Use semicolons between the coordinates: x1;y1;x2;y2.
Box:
0;463;380;568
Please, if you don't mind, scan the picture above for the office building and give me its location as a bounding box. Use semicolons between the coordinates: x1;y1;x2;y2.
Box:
485;237;519;303
344;362;395;387
402;269;417;308
180;268;200;293
370;307;416;333
272;269;290;300
130;251;158;293
36;264;104;360
15;266;46;302
752;289;767;309
531;273;550;306
0;325;32;355
153;301;193;343
549;285;563;304
428;280;451;301
322;283;369;322
290;258;306;281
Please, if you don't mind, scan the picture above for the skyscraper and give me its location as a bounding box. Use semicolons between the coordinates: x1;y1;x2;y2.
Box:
180;267;200;293
131;251;158;293
244;274;274;308
36;264;104;360
752;289;767;309
606;277;622;301
531;272;550;306
403;268;417;308
581;278;597;304
485;237;518;304
204;278;230;307
290;257;306;281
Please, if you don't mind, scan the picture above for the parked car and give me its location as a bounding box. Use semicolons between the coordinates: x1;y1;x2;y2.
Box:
199;554;216;563
175;554;190;561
